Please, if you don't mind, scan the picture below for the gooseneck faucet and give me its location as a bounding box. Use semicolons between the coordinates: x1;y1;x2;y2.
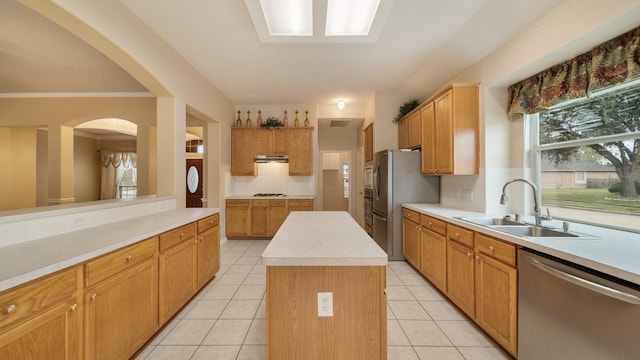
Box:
500;178;548;226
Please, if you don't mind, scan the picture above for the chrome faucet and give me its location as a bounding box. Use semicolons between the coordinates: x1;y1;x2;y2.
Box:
500;178;550;226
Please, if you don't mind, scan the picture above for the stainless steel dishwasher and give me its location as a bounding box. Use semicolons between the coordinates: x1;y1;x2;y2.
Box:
518;248;640;359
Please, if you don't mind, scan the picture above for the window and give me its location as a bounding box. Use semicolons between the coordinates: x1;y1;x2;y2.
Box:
342;161;350;198
531;81;640;233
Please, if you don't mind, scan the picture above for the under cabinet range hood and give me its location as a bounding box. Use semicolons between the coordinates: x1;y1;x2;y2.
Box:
255;155;289;163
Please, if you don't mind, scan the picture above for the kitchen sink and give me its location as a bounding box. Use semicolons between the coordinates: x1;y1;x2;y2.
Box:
491;225;578;238
455;217;525;226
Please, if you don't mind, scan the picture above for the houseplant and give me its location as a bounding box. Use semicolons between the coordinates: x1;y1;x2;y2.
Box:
261;117;284;128
393;98;420;123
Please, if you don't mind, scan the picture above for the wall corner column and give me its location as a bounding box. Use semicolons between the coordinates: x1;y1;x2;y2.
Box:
157;97;186;207
47;125;74;205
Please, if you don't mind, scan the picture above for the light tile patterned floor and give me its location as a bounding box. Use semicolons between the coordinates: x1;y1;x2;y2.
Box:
137;240;513;360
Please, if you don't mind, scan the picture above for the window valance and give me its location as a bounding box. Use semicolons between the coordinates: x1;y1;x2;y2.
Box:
507;25;640;120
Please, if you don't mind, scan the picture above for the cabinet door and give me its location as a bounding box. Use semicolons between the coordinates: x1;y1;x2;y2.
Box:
197;225;220;289
420;103;435;174
231;128;256;176
271;128;288;155
226;200;249;238
269;200;287;236
407;111;421;148
398;118;408;149
402;217;420;268
85;258;158;360
364;124;374;165
250;200;269;236
254;128;271;155
475;253;517;356
288;128;313;176
434;90;453;174
419;228;447;292
0;299;81;360
446;240;475;318
159;239;197;324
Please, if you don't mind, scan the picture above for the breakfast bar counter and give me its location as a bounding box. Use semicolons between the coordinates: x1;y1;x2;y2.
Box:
262;211;388;360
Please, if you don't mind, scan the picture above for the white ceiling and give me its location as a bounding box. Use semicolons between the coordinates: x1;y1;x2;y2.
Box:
1;0;563;106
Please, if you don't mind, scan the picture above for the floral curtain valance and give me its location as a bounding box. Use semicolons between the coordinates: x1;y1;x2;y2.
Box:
507;26;640;120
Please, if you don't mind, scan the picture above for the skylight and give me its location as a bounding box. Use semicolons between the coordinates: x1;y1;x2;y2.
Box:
259;0;313;36
326;0;381;36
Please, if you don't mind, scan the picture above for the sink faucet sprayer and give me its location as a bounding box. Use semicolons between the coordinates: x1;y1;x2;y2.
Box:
500;178;551;226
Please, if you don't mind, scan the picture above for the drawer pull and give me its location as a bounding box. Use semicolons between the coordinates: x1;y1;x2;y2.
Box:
428;222;433;227
90;293;97;301
70;304;77;312
126;255;133;262
210;220;214;224
475;255;480;260
180;232;184;238
6;304;16;314
455;232;460;238
489;245;495;251
467;252;471;257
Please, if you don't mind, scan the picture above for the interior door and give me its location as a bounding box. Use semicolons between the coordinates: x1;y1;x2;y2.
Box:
186;159;203;208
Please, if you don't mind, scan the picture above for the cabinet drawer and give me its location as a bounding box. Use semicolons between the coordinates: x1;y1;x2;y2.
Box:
402;208;419;222
0;266;80;330
475;233;516;266
197;214;220;233
447;224;474;248
226;199;250;207
420;215;446;235
85;237;157;287
288;199;312;207
269;199;286;207
159;223;197;252
251;199;269;207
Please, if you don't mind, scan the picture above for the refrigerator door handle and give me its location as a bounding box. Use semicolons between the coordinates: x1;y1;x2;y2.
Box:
374;161;381;199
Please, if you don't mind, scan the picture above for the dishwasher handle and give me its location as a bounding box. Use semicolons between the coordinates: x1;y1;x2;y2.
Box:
528;256;640;305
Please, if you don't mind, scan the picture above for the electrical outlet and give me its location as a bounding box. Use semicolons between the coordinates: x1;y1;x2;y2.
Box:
317;292;333;317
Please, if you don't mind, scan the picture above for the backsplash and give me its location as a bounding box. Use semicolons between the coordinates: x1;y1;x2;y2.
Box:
227;163;315;195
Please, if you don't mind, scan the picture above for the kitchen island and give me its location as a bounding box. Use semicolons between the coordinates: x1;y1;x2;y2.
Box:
261;211;388;360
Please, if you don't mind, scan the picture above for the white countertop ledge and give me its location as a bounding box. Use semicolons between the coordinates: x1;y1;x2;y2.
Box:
0;208;218;292
262;211;388;266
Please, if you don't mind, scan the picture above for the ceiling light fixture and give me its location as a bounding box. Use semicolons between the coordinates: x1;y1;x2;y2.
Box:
337;101;345;110
259;0;313;36
326;0;381;36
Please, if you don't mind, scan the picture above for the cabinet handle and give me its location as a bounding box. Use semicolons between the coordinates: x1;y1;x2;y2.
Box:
489;245;495;251
6;304;16;314
455;232;460;238
210;220;213;224
90;293;97;301
466;252;471;257
70;304;77;312
126;255;133;262
428;222;433;227
180;232;184;238
475;255;480;260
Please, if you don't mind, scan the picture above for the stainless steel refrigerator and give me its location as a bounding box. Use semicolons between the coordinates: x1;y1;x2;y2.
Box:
372;150;440;260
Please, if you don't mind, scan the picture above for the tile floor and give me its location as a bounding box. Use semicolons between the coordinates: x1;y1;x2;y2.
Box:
136;240;513;360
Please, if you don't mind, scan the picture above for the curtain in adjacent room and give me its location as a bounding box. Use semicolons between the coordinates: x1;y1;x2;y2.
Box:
99;151;137;200
507;26;640;120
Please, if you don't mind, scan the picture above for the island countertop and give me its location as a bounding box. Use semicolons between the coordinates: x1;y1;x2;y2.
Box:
261;211;388;266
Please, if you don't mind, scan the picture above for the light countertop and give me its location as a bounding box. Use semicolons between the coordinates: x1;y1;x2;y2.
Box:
0;208;219;292
261;211;387;266
226;194;314;200
404;204;640;285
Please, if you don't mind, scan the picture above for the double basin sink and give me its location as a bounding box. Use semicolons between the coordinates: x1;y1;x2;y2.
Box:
456;217;595;239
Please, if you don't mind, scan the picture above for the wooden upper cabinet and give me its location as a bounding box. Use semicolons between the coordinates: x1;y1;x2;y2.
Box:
364;123;374;166
421;83;479;175
288;127;313;176
399;111;421;149
231;128;256;176
255;128;288;156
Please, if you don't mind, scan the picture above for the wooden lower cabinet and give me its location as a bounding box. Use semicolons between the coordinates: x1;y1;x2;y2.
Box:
268;200;287;236
159;235;197;324
402;215;420;268
226;200;250;238
84;257;158;360
0;266;82;360
287;199;313;213
266;265;386;360
475;250;518;356
419;227;447;292
197;214;221;289
446;240;475;317
250;200;269;237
